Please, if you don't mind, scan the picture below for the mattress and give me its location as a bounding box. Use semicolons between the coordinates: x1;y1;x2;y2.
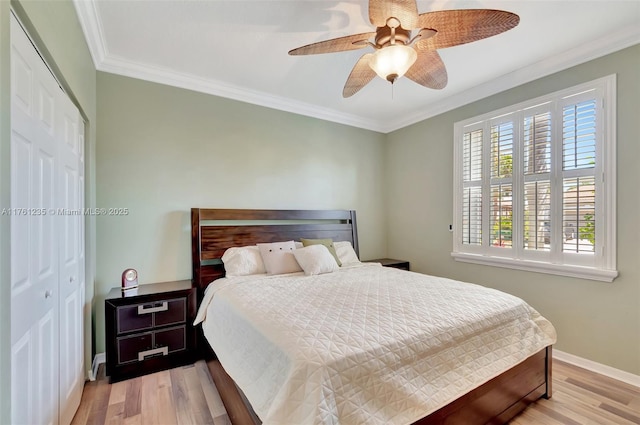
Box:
195;263;557;425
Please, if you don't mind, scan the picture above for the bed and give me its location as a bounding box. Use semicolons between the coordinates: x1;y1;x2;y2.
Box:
191;208;556;425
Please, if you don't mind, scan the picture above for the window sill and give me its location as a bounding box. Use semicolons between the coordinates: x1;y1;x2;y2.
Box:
451;252;618;282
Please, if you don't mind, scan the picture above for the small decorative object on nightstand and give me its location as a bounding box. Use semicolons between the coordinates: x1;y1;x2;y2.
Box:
121;268;138;291
364;258;410;271
105;280;197;383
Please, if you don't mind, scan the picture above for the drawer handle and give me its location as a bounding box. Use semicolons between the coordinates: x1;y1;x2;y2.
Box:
137;301;168;315
138;346;168;361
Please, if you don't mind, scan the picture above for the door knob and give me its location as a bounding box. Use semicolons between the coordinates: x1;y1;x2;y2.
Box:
45;290;53;299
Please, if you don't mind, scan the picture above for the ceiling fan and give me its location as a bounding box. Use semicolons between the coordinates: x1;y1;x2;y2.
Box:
288;0;519;97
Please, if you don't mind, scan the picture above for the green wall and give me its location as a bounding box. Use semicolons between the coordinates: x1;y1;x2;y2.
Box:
386;44;640;374
0;0;97;422
95;72;388;353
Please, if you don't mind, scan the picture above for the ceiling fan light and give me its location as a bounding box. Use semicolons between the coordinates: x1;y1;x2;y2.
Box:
369;44;417;83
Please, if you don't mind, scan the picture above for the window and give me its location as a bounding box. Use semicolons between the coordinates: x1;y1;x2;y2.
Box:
453;76;617;282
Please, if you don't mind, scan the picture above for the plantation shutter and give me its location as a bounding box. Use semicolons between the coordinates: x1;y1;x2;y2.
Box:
490;119;514;248
561;98;598;253
462;128;483;246
522;107;552;251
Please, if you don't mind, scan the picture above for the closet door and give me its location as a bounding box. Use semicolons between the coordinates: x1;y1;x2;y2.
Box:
10;14;85;425
10;15;60;425
58;92;84;425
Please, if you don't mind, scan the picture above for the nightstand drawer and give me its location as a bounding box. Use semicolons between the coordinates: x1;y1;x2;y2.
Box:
155;326;186;353
116;297;186;334
118;333;153;364
155;299;186;327
116;326;186;365
117;306;153;334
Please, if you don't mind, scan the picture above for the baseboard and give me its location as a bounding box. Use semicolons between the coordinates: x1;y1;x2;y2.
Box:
88;352;106;381
554;349;640;388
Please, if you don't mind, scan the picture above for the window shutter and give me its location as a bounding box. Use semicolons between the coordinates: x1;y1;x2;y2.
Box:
563;100;597;170
462;129;483;246
463;129;483;181
489;122;514;248
462;187;482;245
562;99;597;253
490;184;513;248
491;122;514;179
523;109;552;252
523;181;551;251
524;112;551;174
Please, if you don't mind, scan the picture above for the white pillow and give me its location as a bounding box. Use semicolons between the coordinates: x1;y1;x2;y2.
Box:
293;245;339;276
221;245;266;277
334;241;361;265
257;241;302;275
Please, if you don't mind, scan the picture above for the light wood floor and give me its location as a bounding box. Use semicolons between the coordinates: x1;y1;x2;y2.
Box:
72;359;640;425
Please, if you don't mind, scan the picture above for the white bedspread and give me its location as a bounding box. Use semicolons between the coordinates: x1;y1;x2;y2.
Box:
195;264;556;425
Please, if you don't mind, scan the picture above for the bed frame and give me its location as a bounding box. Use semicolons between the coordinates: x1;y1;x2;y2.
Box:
191;208;552;425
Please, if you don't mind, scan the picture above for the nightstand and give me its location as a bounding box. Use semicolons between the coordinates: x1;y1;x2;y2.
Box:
364;258;410;271
105;280;197;383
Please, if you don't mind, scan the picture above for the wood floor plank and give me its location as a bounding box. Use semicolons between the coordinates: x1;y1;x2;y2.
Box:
156;380;179;425
196;360;229;420
73;359;639;425
122;414;141;425
559;362;640;396
541;386;637;425
123;377;142;419
156;369;172;389
140;372;160;425
71;380;98;425
170;366;198;425
566;376;634;405
183;364;215;425
104;401;125;425
599;402;640;424
554;377;640;423
108;380;127;407
629;396;640;413
212;413;233;425
86;378;112;425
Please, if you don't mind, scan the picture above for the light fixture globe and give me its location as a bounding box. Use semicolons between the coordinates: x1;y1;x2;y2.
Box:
369;44;418;83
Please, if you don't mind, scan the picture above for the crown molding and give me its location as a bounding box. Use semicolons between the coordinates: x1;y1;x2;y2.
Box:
73;0;107;66
73;0;639;134
98;54;387;133
384;24;640;133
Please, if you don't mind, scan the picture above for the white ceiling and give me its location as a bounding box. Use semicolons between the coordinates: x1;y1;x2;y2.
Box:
74;0;640;133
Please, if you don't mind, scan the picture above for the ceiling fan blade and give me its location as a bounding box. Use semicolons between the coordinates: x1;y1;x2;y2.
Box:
415;9;519;50
288;32;376;55
405;50;448;89
343;53;376;98
369;0;419;29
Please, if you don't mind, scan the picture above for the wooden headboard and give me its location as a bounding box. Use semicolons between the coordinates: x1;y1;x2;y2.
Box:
191;208;358;293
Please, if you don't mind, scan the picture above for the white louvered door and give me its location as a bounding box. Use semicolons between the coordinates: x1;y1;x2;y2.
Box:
10;13;84;425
